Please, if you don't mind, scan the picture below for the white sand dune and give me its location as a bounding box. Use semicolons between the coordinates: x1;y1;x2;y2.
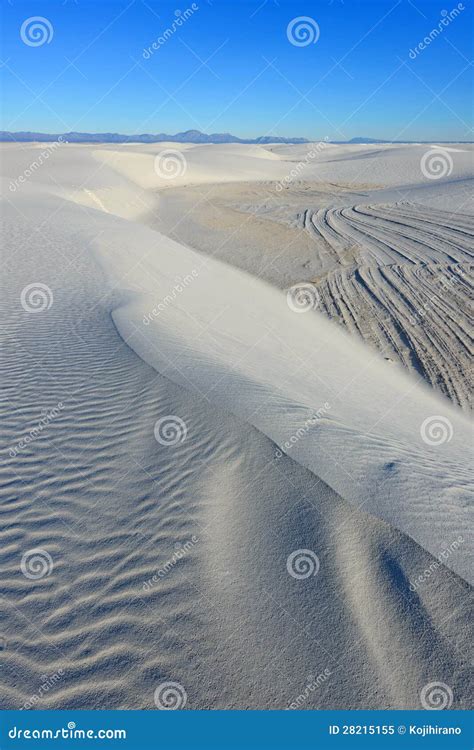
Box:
90;208;473;585
94;142;284;192
1;142;472;710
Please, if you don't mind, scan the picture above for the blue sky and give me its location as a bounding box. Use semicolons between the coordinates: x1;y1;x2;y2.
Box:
1;0;472;140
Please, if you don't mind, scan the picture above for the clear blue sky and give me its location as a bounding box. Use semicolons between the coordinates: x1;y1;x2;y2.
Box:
1;0;472;140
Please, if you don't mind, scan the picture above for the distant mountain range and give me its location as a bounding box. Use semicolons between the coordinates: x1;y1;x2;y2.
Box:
336;137;386;144
0;129;310;144
0;130;470;145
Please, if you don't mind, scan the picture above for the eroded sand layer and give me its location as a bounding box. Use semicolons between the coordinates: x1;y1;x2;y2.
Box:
156;185;473;409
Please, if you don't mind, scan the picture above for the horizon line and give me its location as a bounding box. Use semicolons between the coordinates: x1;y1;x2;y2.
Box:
1;130;473;145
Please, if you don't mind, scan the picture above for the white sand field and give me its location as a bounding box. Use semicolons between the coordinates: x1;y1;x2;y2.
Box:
1;141;472;710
